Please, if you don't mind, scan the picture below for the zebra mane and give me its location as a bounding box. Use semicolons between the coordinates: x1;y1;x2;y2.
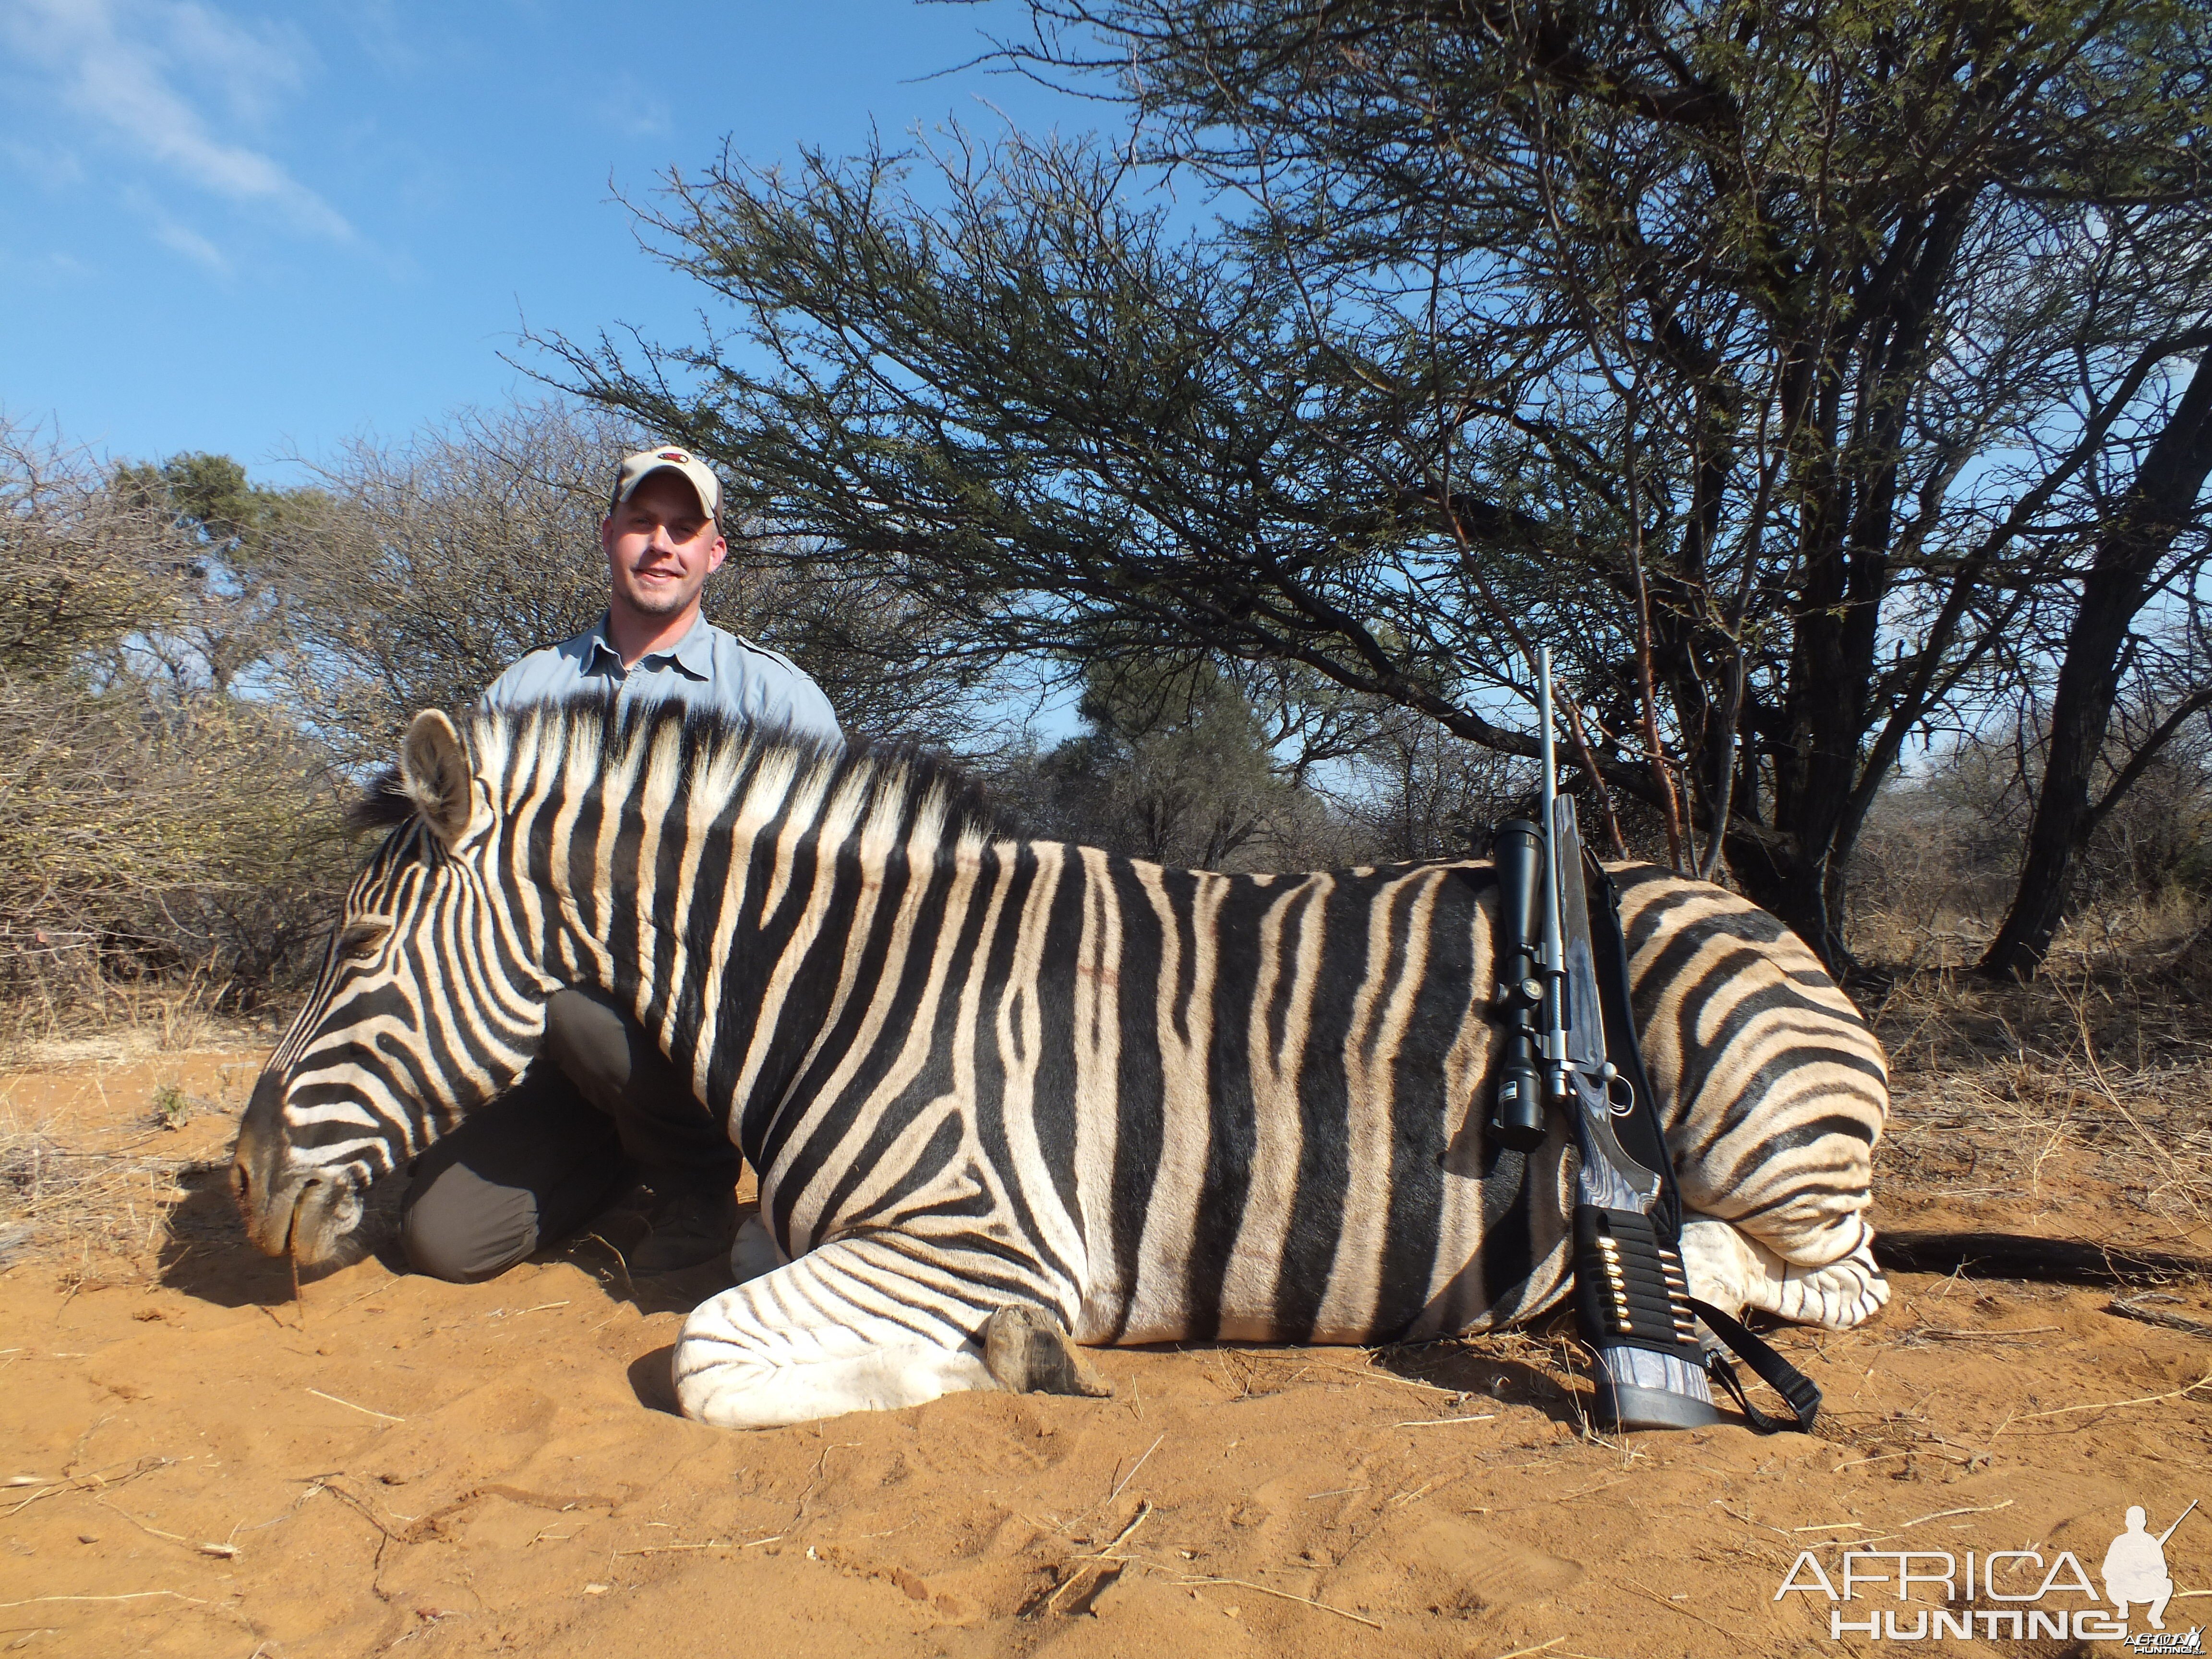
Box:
349;767;416;835
349;696;1009;850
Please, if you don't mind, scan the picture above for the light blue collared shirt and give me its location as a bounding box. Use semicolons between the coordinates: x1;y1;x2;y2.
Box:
481;612;842;745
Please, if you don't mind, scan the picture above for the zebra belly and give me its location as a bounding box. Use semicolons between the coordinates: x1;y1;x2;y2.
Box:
1071;1125;1579;1349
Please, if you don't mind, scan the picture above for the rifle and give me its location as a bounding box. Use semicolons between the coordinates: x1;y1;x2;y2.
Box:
2158;1499;2200;1546
1489;649;1819;1433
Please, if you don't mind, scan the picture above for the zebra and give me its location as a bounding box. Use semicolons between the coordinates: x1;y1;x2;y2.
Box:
231;697;1889;1430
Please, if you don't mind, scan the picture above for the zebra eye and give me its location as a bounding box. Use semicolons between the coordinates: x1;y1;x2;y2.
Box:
337;919;393;961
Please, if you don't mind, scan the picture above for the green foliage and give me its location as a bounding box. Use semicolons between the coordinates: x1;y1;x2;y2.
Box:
109;451;329;697
150;1082;192;1129
1039;659;1305;867
112;452;321;564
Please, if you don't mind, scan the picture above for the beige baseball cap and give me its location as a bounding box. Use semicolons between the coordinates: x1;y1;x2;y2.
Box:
609;445;721;522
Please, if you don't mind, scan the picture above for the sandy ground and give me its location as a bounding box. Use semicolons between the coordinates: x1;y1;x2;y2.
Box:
3;1032;2211;1659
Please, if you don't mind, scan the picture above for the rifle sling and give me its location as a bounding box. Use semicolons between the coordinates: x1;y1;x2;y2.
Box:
1691;1297;1823;1434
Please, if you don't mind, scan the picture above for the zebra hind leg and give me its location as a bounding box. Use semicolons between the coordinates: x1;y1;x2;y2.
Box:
675;1235;1003;1430
984;1305;1112;1398
1677;1215;1890;1332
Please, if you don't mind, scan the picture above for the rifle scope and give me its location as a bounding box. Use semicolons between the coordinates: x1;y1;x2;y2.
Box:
1488;817;1548;1153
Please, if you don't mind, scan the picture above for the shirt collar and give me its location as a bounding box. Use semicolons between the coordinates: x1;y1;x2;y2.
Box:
583;611;715;681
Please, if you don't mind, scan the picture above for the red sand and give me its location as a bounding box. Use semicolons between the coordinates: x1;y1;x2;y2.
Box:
3;1046;2209;1657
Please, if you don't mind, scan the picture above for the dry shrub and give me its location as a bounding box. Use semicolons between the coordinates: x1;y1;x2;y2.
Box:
0;675;353;1039
0;420;175;670
1867;931;2212;1236
1851;889;2208;977
1850;711;2212;967
0;418;355;1040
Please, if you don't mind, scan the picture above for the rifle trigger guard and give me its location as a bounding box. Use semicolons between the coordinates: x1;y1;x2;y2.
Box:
1605;1074;1636;1118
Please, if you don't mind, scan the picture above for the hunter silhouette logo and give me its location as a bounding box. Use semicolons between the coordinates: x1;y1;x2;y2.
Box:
1775;1497;2203;1646
2105;1503;2195;1630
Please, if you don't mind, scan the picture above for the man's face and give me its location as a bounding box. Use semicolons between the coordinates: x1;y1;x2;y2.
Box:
601;470;727;624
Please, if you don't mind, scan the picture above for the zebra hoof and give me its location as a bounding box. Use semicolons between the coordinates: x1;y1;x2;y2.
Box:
984;1306;1112;1398
729;1216;785;1285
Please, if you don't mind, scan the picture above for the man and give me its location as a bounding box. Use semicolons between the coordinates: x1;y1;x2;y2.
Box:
398;446;842;1283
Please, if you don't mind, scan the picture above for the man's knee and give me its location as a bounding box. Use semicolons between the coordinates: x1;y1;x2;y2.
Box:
399;1166;539;1284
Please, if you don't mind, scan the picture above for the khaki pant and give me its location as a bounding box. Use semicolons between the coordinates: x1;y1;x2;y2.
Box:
397;986;741;1282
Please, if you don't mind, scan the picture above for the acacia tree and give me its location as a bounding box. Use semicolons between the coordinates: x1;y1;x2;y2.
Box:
108;452;324;699
544;0;2211;968
989;658;1306;865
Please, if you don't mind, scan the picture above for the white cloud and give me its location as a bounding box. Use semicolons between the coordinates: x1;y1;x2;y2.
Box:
1;0;352;245
151;215;227;270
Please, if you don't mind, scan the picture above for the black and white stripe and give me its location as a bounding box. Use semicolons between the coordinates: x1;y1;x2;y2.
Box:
235;699;1887;1426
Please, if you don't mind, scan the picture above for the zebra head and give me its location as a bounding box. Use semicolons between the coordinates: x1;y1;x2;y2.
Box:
232;709;556;1264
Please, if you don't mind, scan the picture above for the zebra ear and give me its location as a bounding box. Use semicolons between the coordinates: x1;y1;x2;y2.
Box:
398;709;475;847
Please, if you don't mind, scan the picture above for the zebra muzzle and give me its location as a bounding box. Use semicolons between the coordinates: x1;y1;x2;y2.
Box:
230;1073;362;1264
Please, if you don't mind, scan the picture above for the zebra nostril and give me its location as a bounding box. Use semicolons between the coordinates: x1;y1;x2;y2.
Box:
231;1164;250;1203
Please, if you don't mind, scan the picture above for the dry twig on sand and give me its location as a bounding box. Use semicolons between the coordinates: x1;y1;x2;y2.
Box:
305;1387;403;1424
1170;1573;1384;1631
2006;1370;2212;1425
1035;1500;1154;1614
2108;1297;2212;1338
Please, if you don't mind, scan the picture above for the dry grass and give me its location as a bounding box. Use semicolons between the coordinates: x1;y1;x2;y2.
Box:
0;1102;204;1278
1861;901;2212;1238
0;1017;276;1282
0;964;248;1065
1851;890;2207;981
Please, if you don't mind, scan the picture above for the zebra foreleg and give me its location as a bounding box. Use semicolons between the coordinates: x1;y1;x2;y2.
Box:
1677;1215;1889;1331
673;1236;1004;1429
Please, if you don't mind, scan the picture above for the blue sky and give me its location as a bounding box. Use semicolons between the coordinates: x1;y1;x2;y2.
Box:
0;0;1085;483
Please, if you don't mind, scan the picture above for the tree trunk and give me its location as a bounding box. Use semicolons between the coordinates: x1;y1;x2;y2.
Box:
1722;806;1854;975
1979;353;2212;981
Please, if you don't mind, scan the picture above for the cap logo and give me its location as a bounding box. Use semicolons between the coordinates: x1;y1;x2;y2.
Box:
658;450;687;462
